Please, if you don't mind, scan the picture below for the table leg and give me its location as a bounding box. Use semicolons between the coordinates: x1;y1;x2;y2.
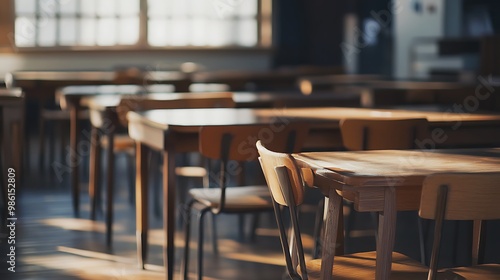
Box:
105;131;115;247
163;150;176;280
70;105;80;217
320;188;343;280
136;142;149;269
375;187;397;280
89;126;101;220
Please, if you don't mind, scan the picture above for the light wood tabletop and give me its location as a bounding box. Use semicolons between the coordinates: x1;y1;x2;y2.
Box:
292;148;500;280
126;107;500;280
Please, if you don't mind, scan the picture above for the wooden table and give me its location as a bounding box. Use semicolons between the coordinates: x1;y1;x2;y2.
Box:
58;85;166;217
126;107;500;280
0;89;24;221
8;71;190;93
191;66;343;91
298;75;500;109
292;148;500;280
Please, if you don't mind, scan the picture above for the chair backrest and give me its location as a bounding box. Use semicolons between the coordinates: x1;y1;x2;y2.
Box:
199;123;309;162
340;118;429;150
199;123;309;214
256;140;314;279
256;140;312;207
116;92;235;126
419;173;500;280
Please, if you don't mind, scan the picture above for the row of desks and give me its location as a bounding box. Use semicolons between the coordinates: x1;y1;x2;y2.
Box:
55;84;500;280
125;106;500;280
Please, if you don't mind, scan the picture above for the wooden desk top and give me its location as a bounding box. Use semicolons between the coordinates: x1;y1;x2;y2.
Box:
58;84;176;109
10;70;188;82
127;107;500;132
80;90;361;111
82;92;235;111
298;74;500;91
294;148;500;188
9;71;115;82
0;88;24;100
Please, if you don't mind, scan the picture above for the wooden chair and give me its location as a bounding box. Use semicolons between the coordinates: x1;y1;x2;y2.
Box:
182;123;309;280
339;118;429;151
420;173;500;280
257;141;428;279
339;118;430;262
116;92;237;211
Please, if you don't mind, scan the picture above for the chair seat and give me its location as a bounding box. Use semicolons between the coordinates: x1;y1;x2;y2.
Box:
302;251;430;280
448;264;500;280
189;186;273;211
175;166;207;178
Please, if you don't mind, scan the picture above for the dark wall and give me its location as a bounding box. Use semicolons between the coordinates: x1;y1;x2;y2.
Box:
272;0;346;68
463;0;500;35
355;0;393;75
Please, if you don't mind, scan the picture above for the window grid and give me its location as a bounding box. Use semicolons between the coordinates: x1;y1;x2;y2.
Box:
13;0;268;49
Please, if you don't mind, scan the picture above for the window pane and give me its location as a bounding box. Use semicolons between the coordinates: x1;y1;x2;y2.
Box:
15;17;37;46
79;18;96;45
148;18;168;46
97;0;115;17
191;0;211;17
237;0;258;17
15;0;36;14
119;0;140;16
59;0;78;15
207;19;232;46
118;17;139;45
97;18;116;46
190;18;208;46
13;0;263;48
37;17;57;46
171;0;189;17
80;0;96;16
170;19;189;46
39;0;57;17
211;0;239;19
59;18;77;45
147;0;169;17
237;18;257;46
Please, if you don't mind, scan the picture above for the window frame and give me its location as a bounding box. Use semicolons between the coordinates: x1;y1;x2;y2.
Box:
5;0;272;53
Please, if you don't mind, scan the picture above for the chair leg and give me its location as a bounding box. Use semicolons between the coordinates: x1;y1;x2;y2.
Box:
238;214;246;241
312;198;325;259
417;213;426;264
150;151;162;219
182;200;194;280
126;152;135;206
249;213;260;242
211;214;218;255
197;209;209;280
38;116;45;172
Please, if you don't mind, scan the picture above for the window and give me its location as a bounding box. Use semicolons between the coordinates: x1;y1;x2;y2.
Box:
13;0;271;49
